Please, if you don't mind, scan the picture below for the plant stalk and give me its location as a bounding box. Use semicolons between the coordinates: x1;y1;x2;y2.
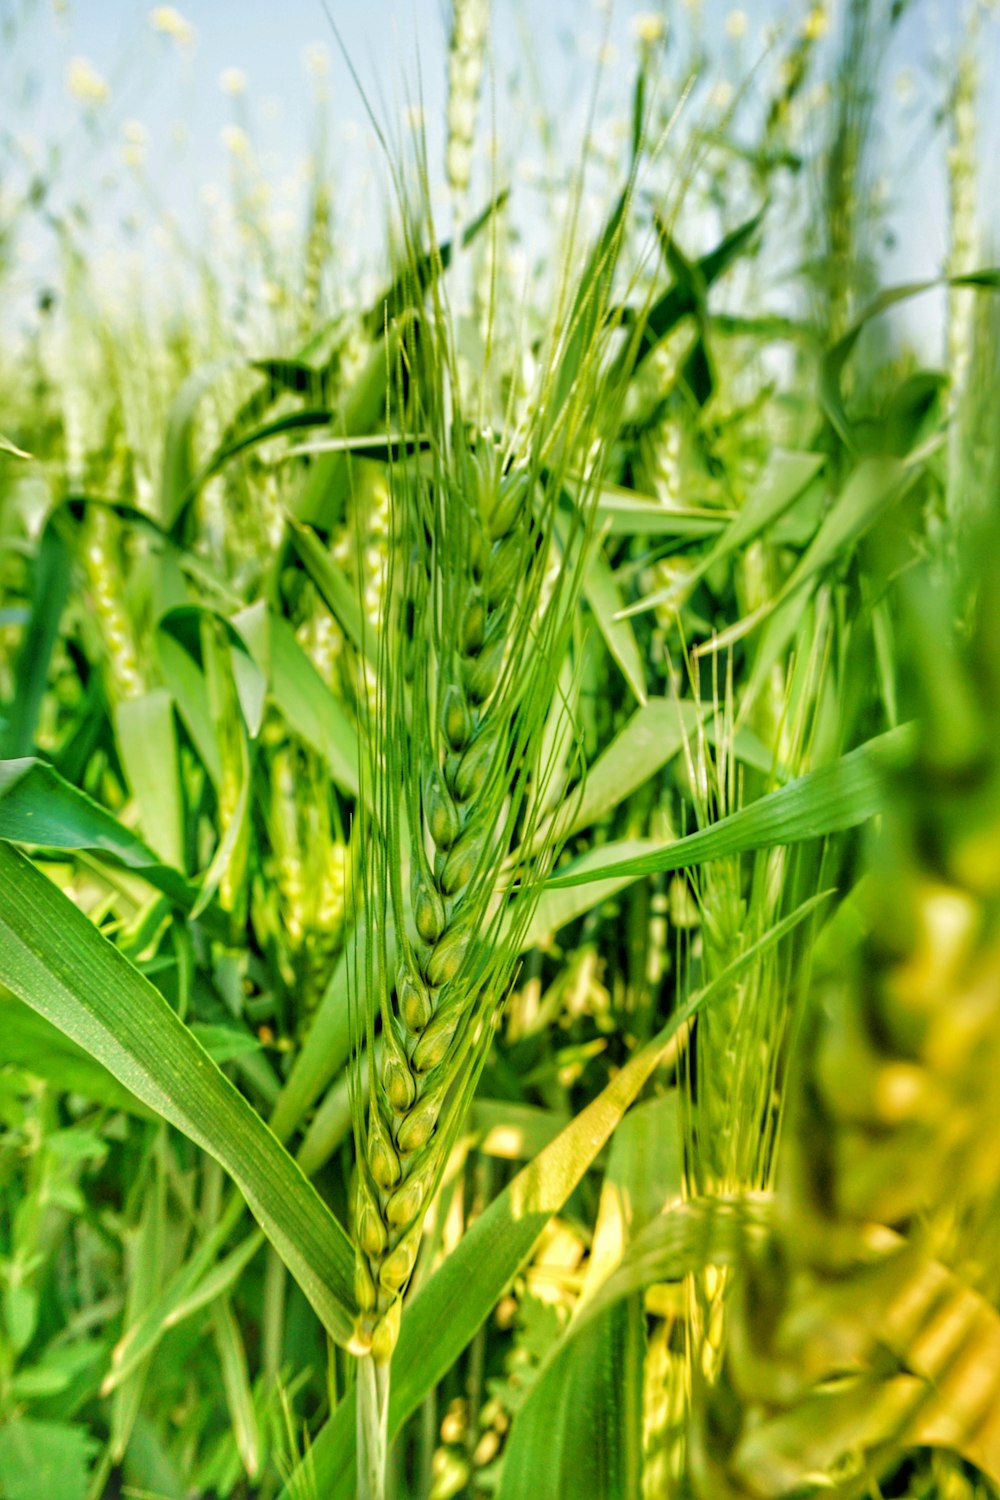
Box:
357;1354;391;1500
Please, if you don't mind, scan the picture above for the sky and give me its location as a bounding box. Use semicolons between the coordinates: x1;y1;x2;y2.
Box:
1;0;997;352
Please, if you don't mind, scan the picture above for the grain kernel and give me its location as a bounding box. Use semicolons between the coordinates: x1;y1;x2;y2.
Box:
413;1006;461;1072
398;967;434;1032
370;1128;401;1190
442;683;473;750
397;1095;441;1153
383;1050;416;1113
386;1175;424;1227
425;923;467;987
357;1199;388;1256
371;1297;401;1363
413;874;446;943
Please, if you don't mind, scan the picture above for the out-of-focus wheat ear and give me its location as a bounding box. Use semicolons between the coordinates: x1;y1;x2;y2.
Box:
81;503;144;703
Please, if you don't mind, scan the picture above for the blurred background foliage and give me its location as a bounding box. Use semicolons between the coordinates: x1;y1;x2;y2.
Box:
1;1;1000;1497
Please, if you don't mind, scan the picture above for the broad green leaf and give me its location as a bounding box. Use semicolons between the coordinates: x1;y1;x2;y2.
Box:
0;520;70;758
582;1091;682;1300
528;838;661;942
583;540;647;706
268;617;360;797
0;992;156;1117
279;891;827;1499
160;358;236;529
115;689;184;868
0;842;358;1347
213;1295;260;1480
0;758;196;910
155;628;223;786
546;724;915;890
103;927;375;1396
285;515;373;662
498;1301;645;1500
230;600;270;736
0;1418;99;1500
592;483;730;537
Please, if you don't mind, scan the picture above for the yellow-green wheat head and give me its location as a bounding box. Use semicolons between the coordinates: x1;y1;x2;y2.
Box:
346;188;636;1361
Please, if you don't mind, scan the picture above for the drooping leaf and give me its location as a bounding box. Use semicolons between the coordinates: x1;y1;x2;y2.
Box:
820;269;1000;448
0;757;196;910
582;538;647;706
114;689;184;868
0;520;71;758
160;358;236;530
0;842;358;1347
285;514;373;662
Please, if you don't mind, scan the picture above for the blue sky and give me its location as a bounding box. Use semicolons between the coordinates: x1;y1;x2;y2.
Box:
1;0;996;352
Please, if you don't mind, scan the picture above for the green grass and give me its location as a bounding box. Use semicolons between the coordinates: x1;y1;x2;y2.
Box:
1;3;1000;1498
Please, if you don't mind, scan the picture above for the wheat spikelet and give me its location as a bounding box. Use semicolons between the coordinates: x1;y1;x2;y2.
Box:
446;0;489;201
81;501;144;703
351;434;573;1361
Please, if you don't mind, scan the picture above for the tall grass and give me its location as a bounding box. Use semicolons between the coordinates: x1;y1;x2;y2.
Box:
0;4;999;1499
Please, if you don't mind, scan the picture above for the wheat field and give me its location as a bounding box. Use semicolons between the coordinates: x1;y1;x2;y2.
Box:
1;2;999;1498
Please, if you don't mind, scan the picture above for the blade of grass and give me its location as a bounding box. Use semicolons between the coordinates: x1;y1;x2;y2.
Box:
546;724;914;890
0;842;358;1347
